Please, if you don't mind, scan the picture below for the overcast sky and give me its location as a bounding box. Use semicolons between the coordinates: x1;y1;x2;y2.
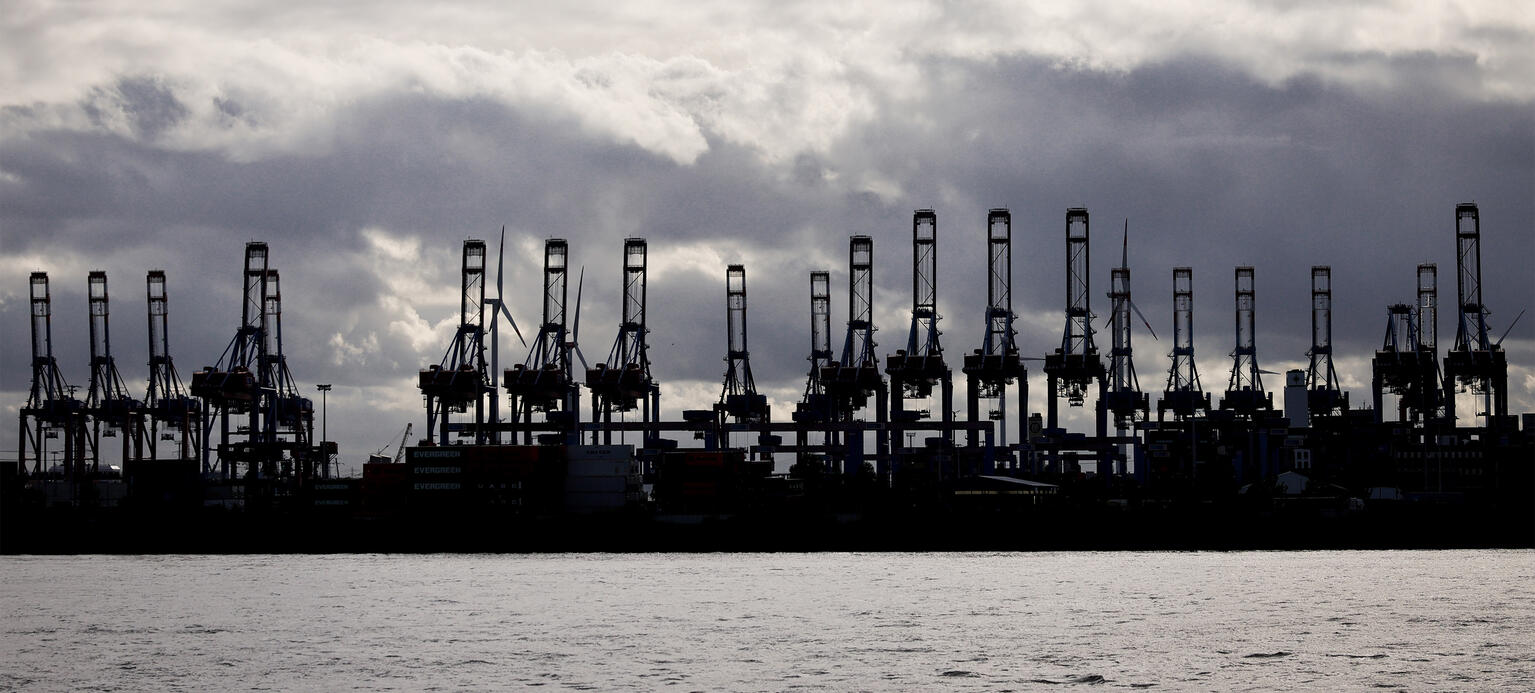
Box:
2;1;1531;469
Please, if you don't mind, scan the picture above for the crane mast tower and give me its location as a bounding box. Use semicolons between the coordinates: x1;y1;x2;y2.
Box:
506;239;578;443
1043;208;1105;430
19;272;87;476
887;209;953;449
191;242;269;478
819;235;888;474
962;209;1024;453
84;271;144;472
143;271;200;461
794;270;837;470
1160;268;1210;420
717;265;768;450
1305;266;1347;417
587;238;658;445
1443;203;1509;428
420;240;490;446
1220;266;1272;416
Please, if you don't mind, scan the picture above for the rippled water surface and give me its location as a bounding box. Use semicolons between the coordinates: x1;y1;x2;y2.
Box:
3;551;1532;691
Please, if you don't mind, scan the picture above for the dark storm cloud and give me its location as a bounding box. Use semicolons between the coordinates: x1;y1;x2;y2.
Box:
828;53;1533;371
85;75;191;141
0;86;891;455
2;39;1530;460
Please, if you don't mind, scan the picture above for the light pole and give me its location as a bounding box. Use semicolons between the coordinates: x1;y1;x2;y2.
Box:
317;384;332;444
317;384;332;478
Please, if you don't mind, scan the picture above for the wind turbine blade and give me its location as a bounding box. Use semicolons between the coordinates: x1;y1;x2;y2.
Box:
500;303;526;347
1258;369;1280;375
572;267;585;343
1496;308;1525;346
1122;218;1128;270
496;226;506;297
573;346;590;371
1129;300;1159;341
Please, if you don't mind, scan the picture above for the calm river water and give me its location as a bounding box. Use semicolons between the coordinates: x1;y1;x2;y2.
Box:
2;551;1531;691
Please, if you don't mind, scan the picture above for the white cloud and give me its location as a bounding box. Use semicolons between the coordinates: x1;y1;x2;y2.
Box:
5;1;1529;172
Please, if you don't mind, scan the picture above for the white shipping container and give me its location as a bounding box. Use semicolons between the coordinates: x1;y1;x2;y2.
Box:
567;459;631;477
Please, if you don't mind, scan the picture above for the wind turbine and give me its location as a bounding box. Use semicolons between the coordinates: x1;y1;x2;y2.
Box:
485;226;526;444
563;267;591;424
1106;220;1159;341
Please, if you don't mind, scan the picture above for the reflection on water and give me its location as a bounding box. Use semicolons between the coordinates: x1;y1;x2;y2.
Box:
2;551;1532;691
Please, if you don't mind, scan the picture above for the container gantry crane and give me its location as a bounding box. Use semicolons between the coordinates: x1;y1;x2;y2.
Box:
83;271;144;472
717;265;769;451
793;270;836;470
586;238;658;446
1305;266;1348;417
1159;268;1211;421
258;270;319;479
1043;208;1106;424
142;270;200;462
963;210;1025;455
818;235;888;475
1373;300;1433;426
18;272;87;477
1443;202;1510;428
506;239;580;444
1220;266;1273;416
190;245;319;480
367;422;413;465
420;239;490;446
1042;208;1108;474
191;242;269;478
886;209;954;452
